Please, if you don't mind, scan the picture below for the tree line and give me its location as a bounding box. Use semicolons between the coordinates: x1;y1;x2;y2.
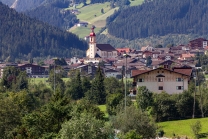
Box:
107;0;208;40
0;64;207;138
0;2;88;61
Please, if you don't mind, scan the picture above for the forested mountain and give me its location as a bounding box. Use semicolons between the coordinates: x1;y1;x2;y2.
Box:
0;2;88;61
25;1;78;30
108;0;208;40
0;0;45;11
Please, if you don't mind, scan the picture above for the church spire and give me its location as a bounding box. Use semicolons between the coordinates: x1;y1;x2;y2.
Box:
89;26;96;36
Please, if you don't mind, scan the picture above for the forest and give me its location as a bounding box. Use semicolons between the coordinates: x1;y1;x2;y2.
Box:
107;0;208;40
0;2;88;61
0;64;207;138
25;1;79;30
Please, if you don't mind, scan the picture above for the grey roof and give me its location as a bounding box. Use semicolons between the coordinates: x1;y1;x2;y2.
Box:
95;53;101;58
97;44;116;52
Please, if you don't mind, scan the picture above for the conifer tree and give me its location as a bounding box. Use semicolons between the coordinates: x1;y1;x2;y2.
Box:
87;66;106;104
67;71;83;100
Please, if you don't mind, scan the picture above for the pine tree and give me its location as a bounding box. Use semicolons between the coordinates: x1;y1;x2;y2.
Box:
68;71;83;100
87;66;106;104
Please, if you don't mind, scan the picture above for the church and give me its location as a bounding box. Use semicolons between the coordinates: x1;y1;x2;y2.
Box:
84;27;117;63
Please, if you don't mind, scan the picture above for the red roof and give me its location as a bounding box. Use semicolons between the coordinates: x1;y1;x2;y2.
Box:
173;68;192;76
116;48;131;53
90;32;96;36
131;70;150;77
90;27;96;36
131;67;192;77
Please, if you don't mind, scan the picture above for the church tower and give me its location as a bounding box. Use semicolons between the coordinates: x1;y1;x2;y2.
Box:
88;27;97;58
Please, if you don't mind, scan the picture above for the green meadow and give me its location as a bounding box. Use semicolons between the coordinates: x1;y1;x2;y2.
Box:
68;0;144;37
158;118;208;139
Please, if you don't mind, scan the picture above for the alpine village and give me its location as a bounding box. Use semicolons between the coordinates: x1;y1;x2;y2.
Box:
1;0;208;138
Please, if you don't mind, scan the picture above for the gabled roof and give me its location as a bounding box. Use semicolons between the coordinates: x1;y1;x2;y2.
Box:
131;70;150;77
180;53;195;58
131;67;192;78
95;53;101;58
173;68;192;76
189;38;208;42
97;44;116;52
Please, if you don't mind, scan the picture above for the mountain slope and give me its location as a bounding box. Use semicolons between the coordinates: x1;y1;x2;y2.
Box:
0;0;45;11
0;2;87;61
25;1;78;30
108;0;208;40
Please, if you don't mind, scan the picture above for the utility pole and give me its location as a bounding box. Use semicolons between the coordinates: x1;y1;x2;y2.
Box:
123;53;131;113
192;75;196;119
54;64;55;94
197;67;204;118
53;57;58;94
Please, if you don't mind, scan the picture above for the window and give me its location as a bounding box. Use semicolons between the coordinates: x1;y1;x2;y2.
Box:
138;78;144;82
158;86;163;90
176;78;183;82
176;86;183;90
158;78;163;82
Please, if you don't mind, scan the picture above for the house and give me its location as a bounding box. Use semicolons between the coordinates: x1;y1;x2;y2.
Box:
104;68;122;78
142;51;153;58
116;48;132;54
85;27;117;63
141;45;154;51
0;63;18;78
157;54;175;61
131;67;192;94
178;53;195;60
18;63;49;78
188;38;208;50
70;64;98;77
76;22;88;27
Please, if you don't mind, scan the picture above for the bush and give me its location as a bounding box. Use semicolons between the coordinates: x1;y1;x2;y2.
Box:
190;120;201;139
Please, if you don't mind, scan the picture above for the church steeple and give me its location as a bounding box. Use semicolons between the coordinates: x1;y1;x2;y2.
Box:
89;27;96;43
87;27;97;58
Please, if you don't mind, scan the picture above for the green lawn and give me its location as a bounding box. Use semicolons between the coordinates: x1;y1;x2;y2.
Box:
68;0;144;37
158;118;208;139
68;3;119;37
29;78;70;87
77;2;111;23
70;26;101;38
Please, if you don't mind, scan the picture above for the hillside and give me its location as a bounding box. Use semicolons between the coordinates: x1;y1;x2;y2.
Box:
0;2;88;61
108;0;208;40
25;1;78;30
0;0;45;11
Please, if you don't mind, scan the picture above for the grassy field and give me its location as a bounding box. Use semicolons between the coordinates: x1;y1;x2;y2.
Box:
68;0;144;38
70;26;101;38
158;118;208;139
68;2;119;37
130;0;144;6
77;2;111;22
29;78;70;87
